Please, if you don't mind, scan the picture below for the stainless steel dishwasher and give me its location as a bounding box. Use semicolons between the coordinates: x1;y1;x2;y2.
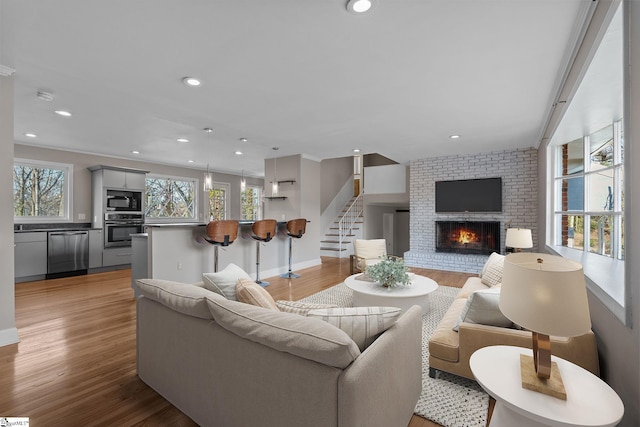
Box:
47;230;89;276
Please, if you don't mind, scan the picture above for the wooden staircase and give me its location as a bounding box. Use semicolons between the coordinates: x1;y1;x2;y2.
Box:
320;196;363;257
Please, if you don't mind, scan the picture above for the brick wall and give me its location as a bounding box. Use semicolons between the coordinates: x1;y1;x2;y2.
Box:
404;148;538;273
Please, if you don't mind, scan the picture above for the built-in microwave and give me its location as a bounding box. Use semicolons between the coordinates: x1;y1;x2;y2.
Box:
105;189;143;212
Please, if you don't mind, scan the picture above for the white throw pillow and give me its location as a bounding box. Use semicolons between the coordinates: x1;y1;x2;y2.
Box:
202;263;252;300
307;306;402;351
480;252;504;288
453;288;512;331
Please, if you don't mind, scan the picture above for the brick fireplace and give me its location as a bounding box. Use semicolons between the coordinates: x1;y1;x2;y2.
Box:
435;221;500;255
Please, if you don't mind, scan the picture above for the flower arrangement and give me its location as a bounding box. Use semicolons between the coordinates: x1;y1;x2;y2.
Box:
366;257;411;288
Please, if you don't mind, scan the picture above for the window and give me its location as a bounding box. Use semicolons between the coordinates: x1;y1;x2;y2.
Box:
208;183;229;220
13;159;72;222
146;175;197;220
241;186;262;221
553;122;624;260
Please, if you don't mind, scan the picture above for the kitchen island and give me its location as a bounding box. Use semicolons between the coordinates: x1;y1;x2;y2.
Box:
131;221;321;291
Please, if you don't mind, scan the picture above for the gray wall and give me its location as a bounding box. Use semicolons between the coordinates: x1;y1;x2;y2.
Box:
405;148;538;273
13;144;263;223
320;156;353;213
0;73;18;346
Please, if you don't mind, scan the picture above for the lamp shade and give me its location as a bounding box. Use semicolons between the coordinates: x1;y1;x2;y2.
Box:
505;228;533;249
499;253;591;337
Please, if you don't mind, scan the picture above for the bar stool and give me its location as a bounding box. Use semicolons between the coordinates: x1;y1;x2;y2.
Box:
280;218;307;278
203;220;239;272
250;219;277;287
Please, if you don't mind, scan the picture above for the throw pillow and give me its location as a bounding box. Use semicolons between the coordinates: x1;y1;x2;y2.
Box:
307;306;402;351
202;263;252;300
206;294;361;369
236;278;279;311
275;300;339;316
452;288;513;332
480;252;505;288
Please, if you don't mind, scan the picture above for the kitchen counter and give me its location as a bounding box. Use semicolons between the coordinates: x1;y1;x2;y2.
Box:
14;223;100;233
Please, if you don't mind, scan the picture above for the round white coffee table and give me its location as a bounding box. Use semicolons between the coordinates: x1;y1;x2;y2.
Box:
470;345;624;427
344;273;438;314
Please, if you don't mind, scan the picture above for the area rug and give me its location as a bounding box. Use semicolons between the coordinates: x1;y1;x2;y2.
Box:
299;283;489;427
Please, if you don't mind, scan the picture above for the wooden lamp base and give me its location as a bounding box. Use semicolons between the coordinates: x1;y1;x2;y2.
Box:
520;354;567;399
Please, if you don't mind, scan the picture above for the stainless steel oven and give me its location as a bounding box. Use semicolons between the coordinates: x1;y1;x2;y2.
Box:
104;213;144;248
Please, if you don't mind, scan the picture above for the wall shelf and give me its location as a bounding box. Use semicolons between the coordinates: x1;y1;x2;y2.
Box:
265;196;288;200
276;179;296;185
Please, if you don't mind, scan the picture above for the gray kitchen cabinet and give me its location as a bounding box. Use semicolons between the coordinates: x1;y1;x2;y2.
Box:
88;229;103;268
102;168;146;190
14;232;48;279
102;246;132;267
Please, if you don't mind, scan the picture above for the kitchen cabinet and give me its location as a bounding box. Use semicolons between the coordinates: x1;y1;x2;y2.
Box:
89;229;103;269
102;168;146;190
14;232;48;280
102;246;132;267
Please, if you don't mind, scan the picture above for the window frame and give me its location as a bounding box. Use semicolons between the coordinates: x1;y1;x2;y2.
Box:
547;120;625;322
145;174;199;223
207;182;230;221
13;158;73;223
240;185;263;221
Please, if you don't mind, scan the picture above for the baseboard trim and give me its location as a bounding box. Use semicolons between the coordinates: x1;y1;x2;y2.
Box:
259;258;322;280
0;327;19;347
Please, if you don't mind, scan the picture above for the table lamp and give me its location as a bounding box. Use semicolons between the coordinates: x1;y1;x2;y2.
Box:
499;253;591;400
505;228;533;252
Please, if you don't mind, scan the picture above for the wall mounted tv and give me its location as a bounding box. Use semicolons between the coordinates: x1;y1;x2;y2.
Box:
435;177;502;213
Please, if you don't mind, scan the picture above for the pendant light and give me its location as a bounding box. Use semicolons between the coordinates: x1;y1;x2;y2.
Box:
272;147;279;196
203;127;214;191
240;169;246;191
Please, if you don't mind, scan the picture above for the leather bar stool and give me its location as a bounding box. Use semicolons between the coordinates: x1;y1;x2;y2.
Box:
203;220;239;272
250;219;277;287
280;218;307;278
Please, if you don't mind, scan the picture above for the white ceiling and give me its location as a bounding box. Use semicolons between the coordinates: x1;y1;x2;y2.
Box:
1;0;594;177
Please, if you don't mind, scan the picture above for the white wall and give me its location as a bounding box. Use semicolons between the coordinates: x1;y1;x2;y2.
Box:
364;164;406;194
0;73;19;346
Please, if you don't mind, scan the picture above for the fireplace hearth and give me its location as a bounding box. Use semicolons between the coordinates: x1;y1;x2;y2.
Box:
436;221;500;255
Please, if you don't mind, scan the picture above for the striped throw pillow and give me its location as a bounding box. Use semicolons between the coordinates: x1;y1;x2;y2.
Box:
236;278;279;311
307;306;402;351
275;300;339;316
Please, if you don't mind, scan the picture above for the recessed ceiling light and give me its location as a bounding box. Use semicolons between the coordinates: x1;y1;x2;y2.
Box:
177;138;189;143
24;133;37;138
347;0;373;13
131;150;140;154
239;138;248;142
235;151;243;155
203;127;213;133
449;135;461;139
187;159;195;163
353;148;361;153
182;77;201;87
54;110;72;117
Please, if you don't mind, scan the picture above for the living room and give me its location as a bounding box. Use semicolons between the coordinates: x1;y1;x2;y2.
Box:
1;1;639;426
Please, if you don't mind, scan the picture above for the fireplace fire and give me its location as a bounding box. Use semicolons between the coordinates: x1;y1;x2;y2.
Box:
436;221;500;255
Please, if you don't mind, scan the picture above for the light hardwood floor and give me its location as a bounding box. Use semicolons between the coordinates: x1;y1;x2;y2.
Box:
0;257;487;426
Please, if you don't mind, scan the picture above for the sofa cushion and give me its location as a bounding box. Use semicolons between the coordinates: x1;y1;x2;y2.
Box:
479;252;504;288
206;293;361;369
275;300;339;315
236;278;279;310
455;276;489;299
307;306;402;351
136;278;214;319
428;298;466;362
453;288;513;331
202;263;252;300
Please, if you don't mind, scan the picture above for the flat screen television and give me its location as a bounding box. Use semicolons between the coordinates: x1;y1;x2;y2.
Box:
435;177;502;213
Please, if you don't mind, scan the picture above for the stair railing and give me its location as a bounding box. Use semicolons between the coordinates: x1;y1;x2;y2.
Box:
337;193;363;257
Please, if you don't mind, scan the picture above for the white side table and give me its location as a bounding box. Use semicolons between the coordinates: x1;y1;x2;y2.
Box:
344;273;438;314
470;346;624;427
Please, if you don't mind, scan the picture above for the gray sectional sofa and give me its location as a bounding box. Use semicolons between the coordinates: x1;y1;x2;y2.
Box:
135;278;423;427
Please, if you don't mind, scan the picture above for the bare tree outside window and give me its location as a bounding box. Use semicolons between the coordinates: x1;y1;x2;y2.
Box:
208;187;227;220
146;176;195;219
13;163;68;219
241;186;262;220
